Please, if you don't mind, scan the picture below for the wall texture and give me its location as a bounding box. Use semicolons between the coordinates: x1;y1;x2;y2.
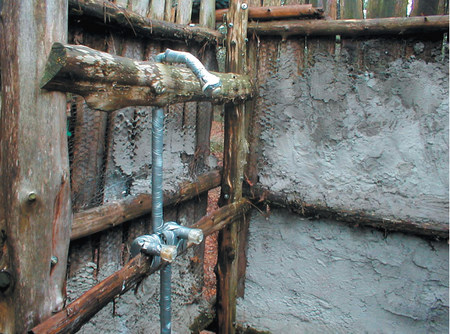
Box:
237;210;449;333
240;35;449;332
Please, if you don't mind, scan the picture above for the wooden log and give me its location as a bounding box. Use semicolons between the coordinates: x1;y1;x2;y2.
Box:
0;1;72;333
246;186;449;239
68;0;222;44
30;199;251;334
71;169;222;240
247;15;449;37
216;4;324;21
217;1;249;333
41;43;253;111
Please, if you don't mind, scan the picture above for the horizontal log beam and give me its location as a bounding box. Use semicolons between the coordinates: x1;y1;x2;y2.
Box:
68;0;223;45
71;169;222;240
31;199;252;334
248;15;449;37
41;43;253;111
247;186;449;239
216;4;324;21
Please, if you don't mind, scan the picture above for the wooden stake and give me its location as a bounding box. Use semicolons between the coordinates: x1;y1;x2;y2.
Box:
71;169;222;240
217;1;249;333
248;15;449;37
41;43;253;111
30;199;251;334
0;1;72;332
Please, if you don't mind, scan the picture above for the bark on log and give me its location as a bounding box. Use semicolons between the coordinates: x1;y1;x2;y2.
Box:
68;0;222;44
0;1;72;333
41;43;253;111
30;199;251;334
71;169;222;240
216;4;324;21
246;186;449;239
248;15;449;37
217;1;249;333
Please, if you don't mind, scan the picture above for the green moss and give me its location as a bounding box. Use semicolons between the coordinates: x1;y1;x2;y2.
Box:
236;324;271;334
189;309;215;333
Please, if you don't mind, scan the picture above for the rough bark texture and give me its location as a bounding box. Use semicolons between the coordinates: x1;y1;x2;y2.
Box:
217;1;249;333
216;4;324;21
247;15;449;37
41;43;253;111
31;199;251;334
0;1;72;333
68;0;222;44
71;169;222;240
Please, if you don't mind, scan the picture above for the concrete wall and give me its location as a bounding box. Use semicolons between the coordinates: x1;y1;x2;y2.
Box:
237;210;449;333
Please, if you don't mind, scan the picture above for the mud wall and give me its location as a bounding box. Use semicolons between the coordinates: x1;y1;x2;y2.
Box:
239;34;449;332
237;209;449;333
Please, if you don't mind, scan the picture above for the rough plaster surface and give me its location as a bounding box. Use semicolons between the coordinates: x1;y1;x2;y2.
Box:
237;209;449;333
256;48;449;224
67;248;208;333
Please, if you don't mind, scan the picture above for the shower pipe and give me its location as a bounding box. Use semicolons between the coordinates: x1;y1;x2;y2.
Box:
131;49;222;334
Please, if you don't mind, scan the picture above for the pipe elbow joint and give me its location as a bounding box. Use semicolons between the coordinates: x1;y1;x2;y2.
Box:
130;234;178;266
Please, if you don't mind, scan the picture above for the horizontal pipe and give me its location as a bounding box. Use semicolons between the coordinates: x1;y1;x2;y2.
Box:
31;199;252;334
246;186;449;239
68;0;223;45
71;169;222;240
248;15;449;37
41;43;253;111
216;4;324;21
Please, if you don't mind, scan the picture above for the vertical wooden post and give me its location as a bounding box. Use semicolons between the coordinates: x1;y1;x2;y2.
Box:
217;1;248;333
0;1;72;333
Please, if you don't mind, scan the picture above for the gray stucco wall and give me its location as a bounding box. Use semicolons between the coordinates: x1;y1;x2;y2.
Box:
237;209;449;333
240;37;449;332
256;41;448;224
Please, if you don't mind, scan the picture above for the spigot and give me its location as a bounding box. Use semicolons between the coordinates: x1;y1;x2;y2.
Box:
130;234;178;263
161;221;204;246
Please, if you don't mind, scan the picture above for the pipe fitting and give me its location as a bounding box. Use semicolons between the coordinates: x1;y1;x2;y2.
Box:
155;49;222;95
130;234;178;266
162;221;204;246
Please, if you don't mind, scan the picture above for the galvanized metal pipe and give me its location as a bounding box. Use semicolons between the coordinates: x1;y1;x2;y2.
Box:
152;107;165;234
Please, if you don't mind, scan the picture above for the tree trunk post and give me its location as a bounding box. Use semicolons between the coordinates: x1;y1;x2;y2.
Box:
0;1;72;332
217;0;249;333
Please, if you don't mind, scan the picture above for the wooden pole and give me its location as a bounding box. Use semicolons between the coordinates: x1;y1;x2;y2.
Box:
216;4;324;21
68;0;222;45
0;1;72;333
41;43;253;111
217;1;249;333
71;169;222;240
247;15;449;37
247;186;449;239
30;199;251;334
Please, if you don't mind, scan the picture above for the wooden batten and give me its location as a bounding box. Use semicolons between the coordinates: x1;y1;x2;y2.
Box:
71;169;222;240
68;0;222;44
247;15;449;37
30;199;251;334
246;186;449;239
216;4;324;21
41;43;253;111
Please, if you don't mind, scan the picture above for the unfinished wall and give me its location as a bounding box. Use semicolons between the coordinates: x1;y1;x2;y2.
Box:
237;209;449;333
240;33;449;332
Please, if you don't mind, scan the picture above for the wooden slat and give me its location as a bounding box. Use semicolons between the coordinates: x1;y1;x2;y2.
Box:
411;0;447;16
340;0;364;19
215;4;324;21
247;186;449;239
68;0;222;45
247;15;449;37
149;0;166;19
176;0;194;24
200;0;216;28
71;169;222;240
31;199;252;334
366;0;408;18
217;1;249;333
